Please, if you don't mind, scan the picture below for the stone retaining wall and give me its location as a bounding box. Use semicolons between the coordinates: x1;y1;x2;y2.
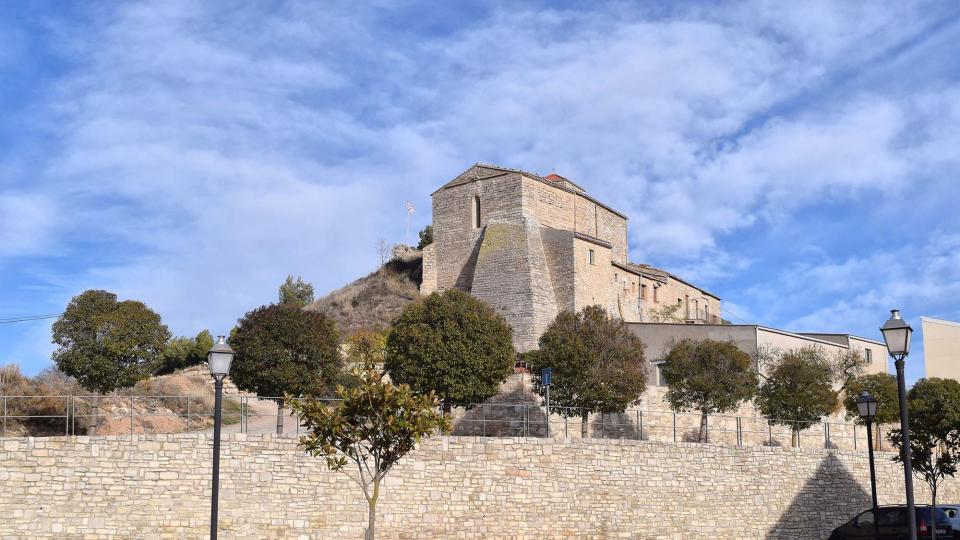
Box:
2;433;956;539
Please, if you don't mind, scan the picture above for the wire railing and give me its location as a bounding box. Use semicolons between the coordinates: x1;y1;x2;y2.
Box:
0;394;891;452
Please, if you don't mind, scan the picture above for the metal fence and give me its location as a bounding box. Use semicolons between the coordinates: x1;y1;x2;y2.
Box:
0;394;890;452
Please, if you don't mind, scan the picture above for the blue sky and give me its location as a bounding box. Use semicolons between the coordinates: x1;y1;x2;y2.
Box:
1;1;959;383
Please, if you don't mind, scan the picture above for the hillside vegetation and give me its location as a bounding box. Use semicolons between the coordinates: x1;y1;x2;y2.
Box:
306;248;423;335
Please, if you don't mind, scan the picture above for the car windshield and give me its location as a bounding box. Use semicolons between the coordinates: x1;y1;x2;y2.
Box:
917;507;951;524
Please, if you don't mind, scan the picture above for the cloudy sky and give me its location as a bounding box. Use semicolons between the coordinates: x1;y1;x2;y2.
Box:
1;1;958;381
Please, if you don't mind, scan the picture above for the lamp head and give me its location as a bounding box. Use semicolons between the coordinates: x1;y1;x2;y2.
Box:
880;309;912;359
207;335;234;378
855;391;878;421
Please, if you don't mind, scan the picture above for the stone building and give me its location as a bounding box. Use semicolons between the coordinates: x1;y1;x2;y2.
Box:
420;163;719;351
921;316;960;381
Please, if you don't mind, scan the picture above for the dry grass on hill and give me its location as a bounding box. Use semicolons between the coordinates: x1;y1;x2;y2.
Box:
306;249;423;336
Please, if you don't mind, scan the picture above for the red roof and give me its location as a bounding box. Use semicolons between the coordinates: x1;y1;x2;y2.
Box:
544;173;567;182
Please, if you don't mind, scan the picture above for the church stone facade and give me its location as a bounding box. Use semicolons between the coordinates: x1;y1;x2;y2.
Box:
420;163;720;351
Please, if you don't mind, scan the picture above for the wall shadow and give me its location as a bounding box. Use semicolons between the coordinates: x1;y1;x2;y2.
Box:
454;228;485;292
589;411;642;440
766;453;870;539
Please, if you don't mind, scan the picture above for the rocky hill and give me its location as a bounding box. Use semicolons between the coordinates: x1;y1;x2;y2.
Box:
306;246;423;336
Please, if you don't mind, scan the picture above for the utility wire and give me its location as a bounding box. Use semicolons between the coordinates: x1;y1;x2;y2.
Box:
720;305;751;325
0;313;62;324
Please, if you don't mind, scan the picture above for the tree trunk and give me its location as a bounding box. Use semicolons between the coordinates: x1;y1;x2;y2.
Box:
89;392;99;436
365;480;380;540
581;411;589;438
698;412;708;443
276;398;284;435
791;428;799;448
931;483;938;540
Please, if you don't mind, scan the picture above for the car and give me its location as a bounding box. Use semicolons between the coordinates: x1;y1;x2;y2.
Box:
829;505;953;539
938;504;960;533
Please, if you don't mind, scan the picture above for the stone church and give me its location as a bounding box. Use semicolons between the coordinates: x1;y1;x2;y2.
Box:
420;163;720;351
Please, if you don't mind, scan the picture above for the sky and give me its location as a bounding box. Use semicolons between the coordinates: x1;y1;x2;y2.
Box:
1;1;959;383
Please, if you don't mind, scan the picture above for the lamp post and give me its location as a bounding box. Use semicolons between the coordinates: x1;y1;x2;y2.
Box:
857;391;881;540
208;335;234;540
881;309;916;540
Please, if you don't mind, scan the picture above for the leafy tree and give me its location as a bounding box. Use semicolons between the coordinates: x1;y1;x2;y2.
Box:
831;348;867;391
51;289;170;436
890;377;960;537
385;290;515;410
230;304;341;433
52;289;170;394
416;225;433;250
278;275;315;306
345;328;388;367
661;339;757;442
525;305;648;437
155;330;214;375
755;347;837;447
290;362;449;540
648;303;683;323
843;373;900;447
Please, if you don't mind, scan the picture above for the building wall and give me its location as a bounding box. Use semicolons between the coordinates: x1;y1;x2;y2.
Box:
922;317;960;380
572;237;616;314
432;171;524;292
2;433;955;539
419;243;437;295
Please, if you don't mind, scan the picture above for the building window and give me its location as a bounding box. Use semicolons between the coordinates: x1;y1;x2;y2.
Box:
473;196;481;228
641;284;648;301
655;363;667;387
865;348;873;364
588;249;595;265
653;285;659;303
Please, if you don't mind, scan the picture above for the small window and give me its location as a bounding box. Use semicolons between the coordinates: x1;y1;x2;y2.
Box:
653;285;659;303
588;249;595;265
865;349;873;364
641;284;648;301
473;196;481;228
655;363;667;387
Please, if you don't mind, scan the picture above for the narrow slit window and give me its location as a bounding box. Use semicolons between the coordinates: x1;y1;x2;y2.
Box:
588;249;595;265
473;196;481;228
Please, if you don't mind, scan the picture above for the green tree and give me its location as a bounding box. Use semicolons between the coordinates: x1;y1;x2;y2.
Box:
155;330;214;375
842;373;900;447
648;303;683;323
525;305;648;437
52;290;170;394
278;275;315;306
385;290;515;410
890;377;960;537
416;225;433;250
661;339;757;442
290;362;449;540
755;347;837;447
51;289;170;435
345;328;388;367
230;304;341;433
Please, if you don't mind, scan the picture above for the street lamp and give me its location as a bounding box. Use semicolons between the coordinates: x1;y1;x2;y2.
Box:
208;335;234;540
857;391;881;540
881;309;916;540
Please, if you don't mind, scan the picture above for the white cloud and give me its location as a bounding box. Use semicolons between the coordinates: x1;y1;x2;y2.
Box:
5;0;960;372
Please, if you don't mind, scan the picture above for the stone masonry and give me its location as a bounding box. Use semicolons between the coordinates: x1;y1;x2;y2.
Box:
420;164;720;351
2;433;957;539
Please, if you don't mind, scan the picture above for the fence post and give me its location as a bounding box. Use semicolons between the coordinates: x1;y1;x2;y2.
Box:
482;404;486;438
130;395;135;440
768;423;773;447
637;410;642;441
564;415;568;438
186;397;191;431
854;424;857;450
878;426;882;451
601;413;605;439
673;412;677;443
736;417;742;447
523;405;528;438
3;395;7;437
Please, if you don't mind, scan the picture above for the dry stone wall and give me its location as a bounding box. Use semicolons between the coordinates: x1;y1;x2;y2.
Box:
2;433;956;539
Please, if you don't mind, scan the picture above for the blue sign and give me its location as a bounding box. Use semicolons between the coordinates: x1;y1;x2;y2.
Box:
541;367;552;386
